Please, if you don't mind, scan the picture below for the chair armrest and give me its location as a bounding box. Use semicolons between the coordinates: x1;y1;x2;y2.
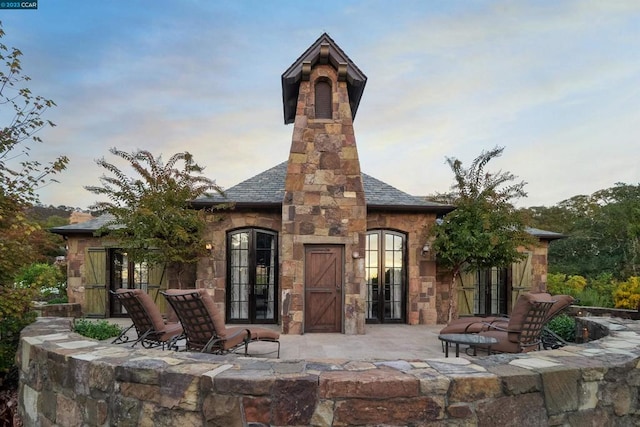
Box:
202;327;250;353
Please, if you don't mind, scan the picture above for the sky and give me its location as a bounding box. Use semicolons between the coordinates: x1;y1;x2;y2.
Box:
2;0;639;209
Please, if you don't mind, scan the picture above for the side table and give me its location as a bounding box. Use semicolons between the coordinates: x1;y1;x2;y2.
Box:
438;333;498;357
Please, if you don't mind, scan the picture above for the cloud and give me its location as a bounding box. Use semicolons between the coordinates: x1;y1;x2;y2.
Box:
5;0;639;209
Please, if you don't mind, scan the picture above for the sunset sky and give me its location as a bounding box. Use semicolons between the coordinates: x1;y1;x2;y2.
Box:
3;0;639;209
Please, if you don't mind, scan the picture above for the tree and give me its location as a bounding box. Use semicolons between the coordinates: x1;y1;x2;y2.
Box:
85;148;223;286
0;24;68;277
430;146;536;321
0;22;68;284
0;22;67;392
525;183;640;280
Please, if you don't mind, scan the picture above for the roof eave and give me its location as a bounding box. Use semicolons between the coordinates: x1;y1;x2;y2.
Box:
281;33;367;124
533;233;567;241
366;204;456;214
191;200;282;211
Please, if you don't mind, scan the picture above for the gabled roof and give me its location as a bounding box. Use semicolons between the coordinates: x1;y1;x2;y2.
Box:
50;213;120;235
281;33;367;124
191;161;454;214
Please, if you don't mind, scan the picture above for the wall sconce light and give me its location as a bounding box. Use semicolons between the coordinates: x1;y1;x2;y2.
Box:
205;243;213;254
421;243;430;256
352;251;360;259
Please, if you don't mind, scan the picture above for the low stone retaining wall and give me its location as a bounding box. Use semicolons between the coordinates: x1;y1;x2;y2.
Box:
18;317;640;426
31;303;82;318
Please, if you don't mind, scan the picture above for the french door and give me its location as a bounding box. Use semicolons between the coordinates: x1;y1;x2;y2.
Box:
365;230;406;323
227;229;278;324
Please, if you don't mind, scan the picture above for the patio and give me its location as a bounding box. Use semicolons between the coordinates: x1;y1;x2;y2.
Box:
107;318;450;360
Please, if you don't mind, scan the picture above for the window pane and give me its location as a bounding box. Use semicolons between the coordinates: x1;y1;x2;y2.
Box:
229;231;249;320
228;229;278;323
366;231;406;321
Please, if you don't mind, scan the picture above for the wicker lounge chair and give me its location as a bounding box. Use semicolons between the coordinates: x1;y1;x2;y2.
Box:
162;289;281;357
110;288;184;350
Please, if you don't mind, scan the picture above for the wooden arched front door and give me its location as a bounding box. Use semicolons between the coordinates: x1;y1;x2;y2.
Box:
304;245;343;333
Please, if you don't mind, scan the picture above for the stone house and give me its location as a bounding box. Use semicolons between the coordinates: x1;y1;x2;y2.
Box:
52;34;562;334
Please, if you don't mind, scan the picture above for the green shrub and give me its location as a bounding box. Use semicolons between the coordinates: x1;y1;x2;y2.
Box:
0;286;38;373
14;262;66;302
546;314;576;342
575;287;614;308
549;272;617;308
73;319;122;341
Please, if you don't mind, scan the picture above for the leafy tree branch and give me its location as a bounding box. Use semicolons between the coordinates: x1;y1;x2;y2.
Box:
85;148;224;285
430;146;536;321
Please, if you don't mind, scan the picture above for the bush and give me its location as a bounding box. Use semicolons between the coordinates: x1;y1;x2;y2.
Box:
576;287;613;308
14;262;66;302
73;319;122;341
546;314;576;342
548;272;616;308
613;277;640;309
0;286;38;373
547;273;587;298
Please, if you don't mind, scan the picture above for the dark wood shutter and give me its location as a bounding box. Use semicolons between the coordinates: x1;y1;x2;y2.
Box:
315;81;332;119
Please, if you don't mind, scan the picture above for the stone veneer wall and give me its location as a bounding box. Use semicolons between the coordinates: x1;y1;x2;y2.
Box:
64;235;105;306
198;210;282;315
18;316;640;426
366;211;438;325
32;303;82;318
530;241;550;292
281;63;367;335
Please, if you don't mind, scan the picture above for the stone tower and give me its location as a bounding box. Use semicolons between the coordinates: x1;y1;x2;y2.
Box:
280;34;368;334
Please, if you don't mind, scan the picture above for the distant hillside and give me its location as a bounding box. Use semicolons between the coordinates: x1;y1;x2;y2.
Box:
27;205;87;222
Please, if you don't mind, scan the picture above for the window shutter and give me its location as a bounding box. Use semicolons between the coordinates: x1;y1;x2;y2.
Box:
511;251;533;308
315;81;332;119
85;248;107;317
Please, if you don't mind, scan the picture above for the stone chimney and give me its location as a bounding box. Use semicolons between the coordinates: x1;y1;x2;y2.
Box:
69;211;93;224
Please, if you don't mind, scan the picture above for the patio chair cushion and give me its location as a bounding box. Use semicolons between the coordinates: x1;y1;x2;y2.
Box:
439;316;507;334
191;288;279;341
195;288;234;339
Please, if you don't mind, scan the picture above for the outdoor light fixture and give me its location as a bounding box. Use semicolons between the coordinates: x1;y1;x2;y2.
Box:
421;243;430;256
205;243;213;254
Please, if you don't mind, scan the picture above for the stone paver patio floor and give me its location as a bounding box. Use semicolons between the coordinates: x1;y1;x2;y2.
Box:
106;318;453;360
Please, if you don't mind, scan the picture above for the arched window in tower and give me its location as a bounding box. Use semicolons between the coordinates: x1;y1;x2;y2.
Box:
315;80;332;119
